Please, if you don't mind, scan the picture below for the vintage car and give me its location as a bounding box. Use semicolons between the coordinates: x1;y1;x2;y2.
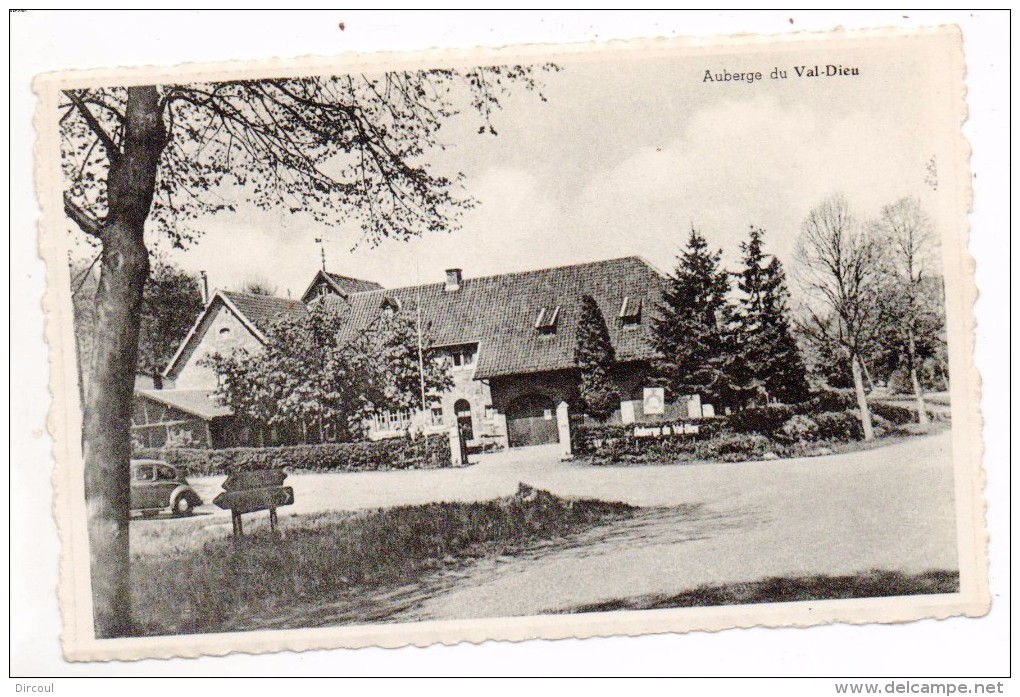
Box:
130;460;203;517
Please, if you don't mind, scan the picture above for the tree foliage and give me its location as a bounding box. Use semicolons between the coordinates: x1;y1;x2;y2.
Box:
347;304;455;417
239;275;278;297
574;294;618;422
59;64;553;637
61;67;556;249
793;194;880;439
204;302;452;441
651;226;737;407
71;257;204;387
732;226;810;405
869;197;947;419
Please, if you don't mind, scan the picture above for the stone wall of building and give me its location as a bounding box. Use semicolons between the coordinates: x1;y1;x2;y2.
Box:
436;355;506;449
174;304;264;389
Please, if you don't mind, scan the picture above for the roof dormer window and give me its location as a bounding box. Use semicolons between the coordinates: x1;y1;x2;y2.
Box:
535;306;560;335
381;296;401;315
619;296;642;326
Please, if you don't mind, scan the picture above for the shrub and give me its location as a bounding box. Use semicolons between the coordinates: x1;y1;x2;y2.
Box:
134;433;452;477
869;402;917;425
694;432;774;462
780;414;821;443
573;419;724;461
795;390;857;415
812;410;864;442
728;405;794;436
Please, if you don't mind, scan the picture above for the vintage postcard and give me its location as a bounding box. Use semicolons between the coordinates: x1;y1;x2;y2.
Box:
35;24;988;661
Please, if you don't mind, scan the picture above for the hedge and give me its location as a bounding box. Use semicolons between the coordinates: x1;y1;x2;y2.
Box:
792;390;858;415
574;406;875;464
727;405;794;436
572;418;724;462
869;401;920;425
134;433;452;477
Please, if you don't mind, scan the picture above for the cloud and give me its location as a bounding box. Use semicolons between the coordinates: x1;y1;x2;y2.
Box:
570;94;933;273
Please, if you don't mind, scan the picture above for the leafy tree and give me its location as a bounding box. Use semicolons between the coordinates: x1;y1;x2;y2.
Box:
797;317;855;389
205;302;453;442
204;302;357;444
239;275;278;297
71;257;203;393
346;304;454;423
59;66;552;636
651;226;737;409
732;226;810;405
574;294;618;422
870;197;945;424
794;194;881;440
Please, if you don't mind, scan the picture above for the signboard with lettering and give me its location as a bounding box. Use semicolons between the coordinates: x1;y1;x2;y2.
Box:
213;468;294;538
620;400;636;424
643;387;665;416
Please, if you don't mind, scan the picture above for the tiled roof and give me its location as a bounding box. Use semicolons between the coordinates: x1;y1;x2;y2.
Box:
164;291;308;379
338;257;666;379
221;291;308;336
324;271;384;295
136;388;232;420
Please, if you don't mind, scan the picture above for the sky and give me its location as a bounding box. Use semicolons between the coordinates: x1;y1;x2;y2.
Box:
74;33;954;300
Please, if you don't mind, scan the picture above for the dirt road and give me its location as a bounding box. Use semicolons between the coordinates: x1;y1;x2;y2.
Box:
386;430;958;620
185;430;957;626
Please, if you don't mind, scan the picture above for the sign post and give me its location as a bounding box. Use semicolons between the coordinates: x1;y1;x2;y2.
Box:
214;469;294;540
556;401;572;460
448;425;463;466
643;387;665;417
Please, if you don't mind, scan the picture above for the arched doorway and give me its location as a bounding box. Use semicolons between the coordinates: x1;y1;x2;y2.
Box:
454;398;474;442
505;393;559;447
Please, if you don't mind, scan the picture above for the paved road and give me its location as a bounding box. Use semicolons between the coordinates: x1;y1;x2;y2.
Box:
179;431;957;622
392;431;959;620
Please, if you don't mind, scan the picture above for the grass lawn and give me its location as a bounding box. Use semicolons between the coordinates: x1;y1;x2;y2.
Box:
130;484;635;636
558;569;960;613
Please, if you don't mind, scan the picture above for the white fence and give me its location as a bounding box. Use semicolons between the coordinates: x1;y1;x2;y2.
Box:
366;407;446;440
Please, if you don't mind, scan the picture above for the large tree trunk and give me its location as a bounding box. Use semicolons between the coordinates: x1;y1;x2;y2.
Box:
850;354;875;441
83;86;165;638
907;328;930;425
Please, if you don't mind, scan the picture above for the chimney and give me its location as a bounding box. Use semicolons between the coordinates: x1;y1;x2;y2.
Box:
445;268;462;292
199;270;209;304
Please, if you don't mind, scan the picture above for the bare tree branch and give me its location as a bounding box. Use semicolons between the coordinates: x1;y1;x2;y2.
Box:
64;192;104;237
63;90;122;164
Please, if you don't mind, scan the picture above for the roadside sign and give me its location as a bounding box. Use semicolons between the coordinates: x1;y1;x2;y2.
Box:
643;387;665;416
620;400;636;424
213;486;294;515
223;469;287;491
213;468;294;538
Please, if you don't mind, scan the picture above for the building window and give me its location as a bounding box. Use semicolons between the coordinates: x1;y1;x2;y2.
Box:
619;296;642;326
431;405;444;422
450;344;477;368
454;398;474;440
535;306;560;334
218;326;231;336
483;405;497;422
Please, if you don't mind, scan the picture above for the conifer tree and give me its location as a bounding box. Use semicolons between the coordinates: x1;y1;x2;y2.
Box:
651;226;737;408
733;226;810;404
574;294;618;422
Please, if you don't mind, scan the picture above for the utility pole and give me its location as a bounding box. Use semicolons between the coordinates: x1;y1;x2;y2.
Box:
415;281;427;414
315;236;326;271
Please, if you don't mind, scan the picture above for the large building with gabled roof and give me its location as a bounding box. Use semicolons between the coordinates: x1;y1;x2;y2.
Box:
334;257;667;447
133;256;669;450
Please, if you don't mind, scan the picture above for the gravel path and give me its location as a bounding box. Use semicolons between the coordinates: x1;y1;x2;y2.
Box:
390;431;958;620
173;430;957;625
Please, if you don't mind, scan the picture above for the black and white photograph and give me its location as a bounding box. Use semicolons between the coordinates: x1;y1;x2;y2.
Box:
21;14;997;670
